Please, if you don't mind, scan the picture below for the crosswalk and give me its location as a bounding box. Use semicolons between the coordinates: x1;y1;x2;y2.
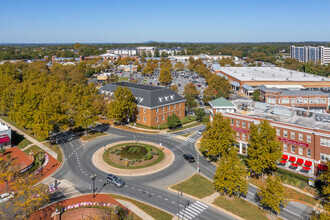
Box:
161;133;177;138
185;137;198;143
177;201;208;220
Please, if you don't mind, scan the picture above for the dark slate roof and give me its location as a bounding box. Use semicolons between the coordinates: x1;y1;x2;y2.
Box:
100;82;185;108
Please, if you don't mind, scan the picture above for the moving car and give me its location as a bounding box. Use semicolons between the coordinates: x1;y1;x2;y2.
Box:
0;191;14;203
197;130;203;135
183;154;195;163
106;174;125;187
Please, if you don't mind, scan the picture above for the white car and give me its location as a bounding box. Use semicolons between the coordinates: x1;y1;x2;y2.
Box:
0;191;14;203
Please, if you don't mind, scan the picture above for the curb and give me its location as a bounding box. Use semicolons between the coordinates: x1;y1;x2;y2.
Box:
167;174;244;220
92;140;175;176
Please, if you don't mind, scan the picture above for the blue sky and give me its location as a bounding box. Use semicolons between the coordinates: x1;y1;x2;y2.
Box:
1;0;329;43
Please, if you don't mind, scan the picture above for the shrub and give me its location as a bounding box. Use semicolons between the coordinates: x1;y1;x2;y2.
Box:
145;146;152;152
110;150;115;154
115;151;121;156
144;153;153;161
138;159;142;162
150;151;158;156
130;160;135;165
127;146;140;153
119;158;123;161
277;168;309;182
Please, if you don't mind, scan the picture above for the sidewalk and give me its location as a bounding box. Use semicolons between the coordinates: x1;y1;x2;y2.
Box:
0;117;57;159
92;141;174;176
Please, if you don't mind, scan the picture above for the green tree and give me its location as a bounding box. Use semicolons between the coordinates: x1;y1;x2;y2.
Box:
318;161;330;212
159;67;172;85
170;84;179;93
257;176;287;214
107;86;137;123
183;82;200;97
214;148;248;197
195;108;205;121
167;113;181;129
252;89;261;101
185;95;198;111
200;113;236;157
247;120;282;177
154;49;160;57
174;61;185;71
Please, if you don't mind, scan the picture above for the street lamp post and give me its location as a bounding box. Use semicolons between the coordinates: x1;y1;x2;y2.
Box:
177;188;182;220
90;174;97;198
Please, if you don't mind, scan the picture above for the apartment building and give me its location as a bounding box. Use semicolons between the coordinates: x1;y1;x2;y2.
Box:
0;122;11;150
209;98;330;176
107;48;137;56
100;82;186;127
290;45;330;65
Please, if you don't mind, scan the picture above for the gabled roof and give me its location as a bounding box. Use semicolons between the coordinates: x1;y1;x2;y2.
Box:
209;97;235;108
100;82;185;108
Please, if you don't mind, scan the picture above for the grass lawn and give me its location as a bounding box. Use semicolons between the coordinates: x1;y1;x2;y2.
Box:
213;196;269;220
249;177;319;206
109;194;173;220
0;116;46;142
103;143;164;169
23;145;44;155
80;131;107;141
16;139;32;149
43;142;63;162
181;115;197;124
118;77;130;81
181;132;193;137
171;174;216;198
169;121;203;133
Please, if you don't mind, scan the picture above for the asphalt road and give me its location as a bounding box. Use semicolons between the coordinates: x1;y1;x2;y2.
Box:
52;126;313;220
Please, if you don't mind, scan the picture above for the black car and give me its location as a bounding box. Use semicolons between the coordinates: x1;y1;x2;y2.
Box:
106;174;125;187
183;154;195;163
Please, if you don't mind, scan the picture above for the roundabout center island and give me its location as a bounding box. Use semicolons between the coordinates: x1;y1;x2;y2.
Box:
92;141;174;176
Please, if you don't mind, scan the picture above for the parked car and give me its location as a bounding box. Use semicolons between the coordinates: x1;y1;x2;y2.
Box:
106;174;125;187
197;130;203;135
0;191;14;203
183;154;195;163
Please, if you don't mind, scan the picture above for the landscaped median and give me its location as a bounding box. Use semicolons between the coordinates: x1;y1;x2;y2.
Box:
169;174;273;220
92;141;174;176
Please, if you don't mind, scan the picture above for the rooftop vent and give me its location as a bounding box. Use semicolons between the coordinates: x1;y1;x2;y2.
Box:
159;97;163;102
164;96;168;101
272;74;276;77
170;95;174;100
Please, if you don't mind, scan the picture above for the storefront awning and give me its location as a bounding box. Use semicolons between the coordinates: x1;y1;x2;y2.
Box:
305;160;312;167
281;154;288;160
0;136;10;144
297;158;304;165
289;156;296;162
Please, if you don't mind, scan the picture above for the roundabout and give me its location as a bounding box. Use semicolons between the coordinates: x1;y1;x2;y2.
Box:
92;141;174;176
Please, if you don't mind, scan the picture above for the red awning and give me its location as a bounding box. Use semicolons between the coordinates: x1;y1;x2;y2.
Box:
302;166;311;171
0;136;10;144
281;154;288;160
289;156;296;162
297;158;304;165
280;160;287;164
305;160;312;167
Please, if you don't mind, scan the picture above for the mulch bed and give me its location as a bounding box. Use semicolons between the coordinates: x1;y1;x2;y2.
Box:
108;145;159;167
29;194;127;220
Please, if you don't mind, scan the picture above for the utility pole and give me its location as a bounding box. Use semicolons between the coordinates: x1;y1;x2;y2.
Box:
177;188;182;220
90;174;97;198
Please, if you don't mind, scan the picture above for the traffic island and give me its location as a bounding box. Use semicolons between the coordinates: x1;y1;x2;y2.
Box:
92;141;174;176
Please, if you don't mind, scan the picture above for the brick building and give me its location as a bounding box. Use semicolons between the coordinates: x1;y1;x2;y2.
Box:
209;98;330;176
100;82;186;127
257;85;329;112
0;122;11;150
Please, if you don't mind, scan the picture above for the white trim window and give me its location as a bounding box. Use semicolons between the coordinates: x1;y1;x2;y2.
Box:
143;108;146;113
276;128;280;136
156;108;158;113
178;111;181;116
320;138;329;147
236;120;240;127
307;135;311;143
299;133;303;141
156;116;158;122
284;130;288;137
307;149;311;157
243;121;246;128
137;116;140;121
320;153;329;162
298;147;303;155
291;132;295;139
291;145;296;153
143;117;146;122
283;144;287;151
162;115;164;121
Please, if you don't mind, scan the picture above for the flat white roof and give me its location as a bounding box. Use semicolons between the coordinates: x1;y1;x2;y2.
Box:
264;84;305;89
220;67;330;82
0;123;9;132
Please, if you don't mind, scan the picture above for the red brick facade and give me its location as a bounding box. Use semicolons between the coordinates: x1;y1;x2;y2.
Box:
136;102;185;127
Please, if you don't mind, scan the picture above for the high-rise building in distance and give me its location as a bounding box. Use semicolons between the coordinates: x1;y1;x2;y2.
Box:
290;45;330;65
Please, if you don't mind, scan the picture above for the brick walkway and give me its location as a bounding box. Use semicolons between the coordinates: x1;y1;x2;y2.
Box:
92;141;174;176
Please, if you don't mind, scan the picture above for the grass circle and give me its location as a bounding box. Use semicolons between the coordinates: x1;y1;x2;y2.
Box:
120;145;147;160
102;143;164;169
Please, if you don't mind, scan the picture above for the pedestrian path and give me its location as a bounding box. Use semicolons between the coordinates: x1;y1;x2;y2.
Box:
177;201;208;220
